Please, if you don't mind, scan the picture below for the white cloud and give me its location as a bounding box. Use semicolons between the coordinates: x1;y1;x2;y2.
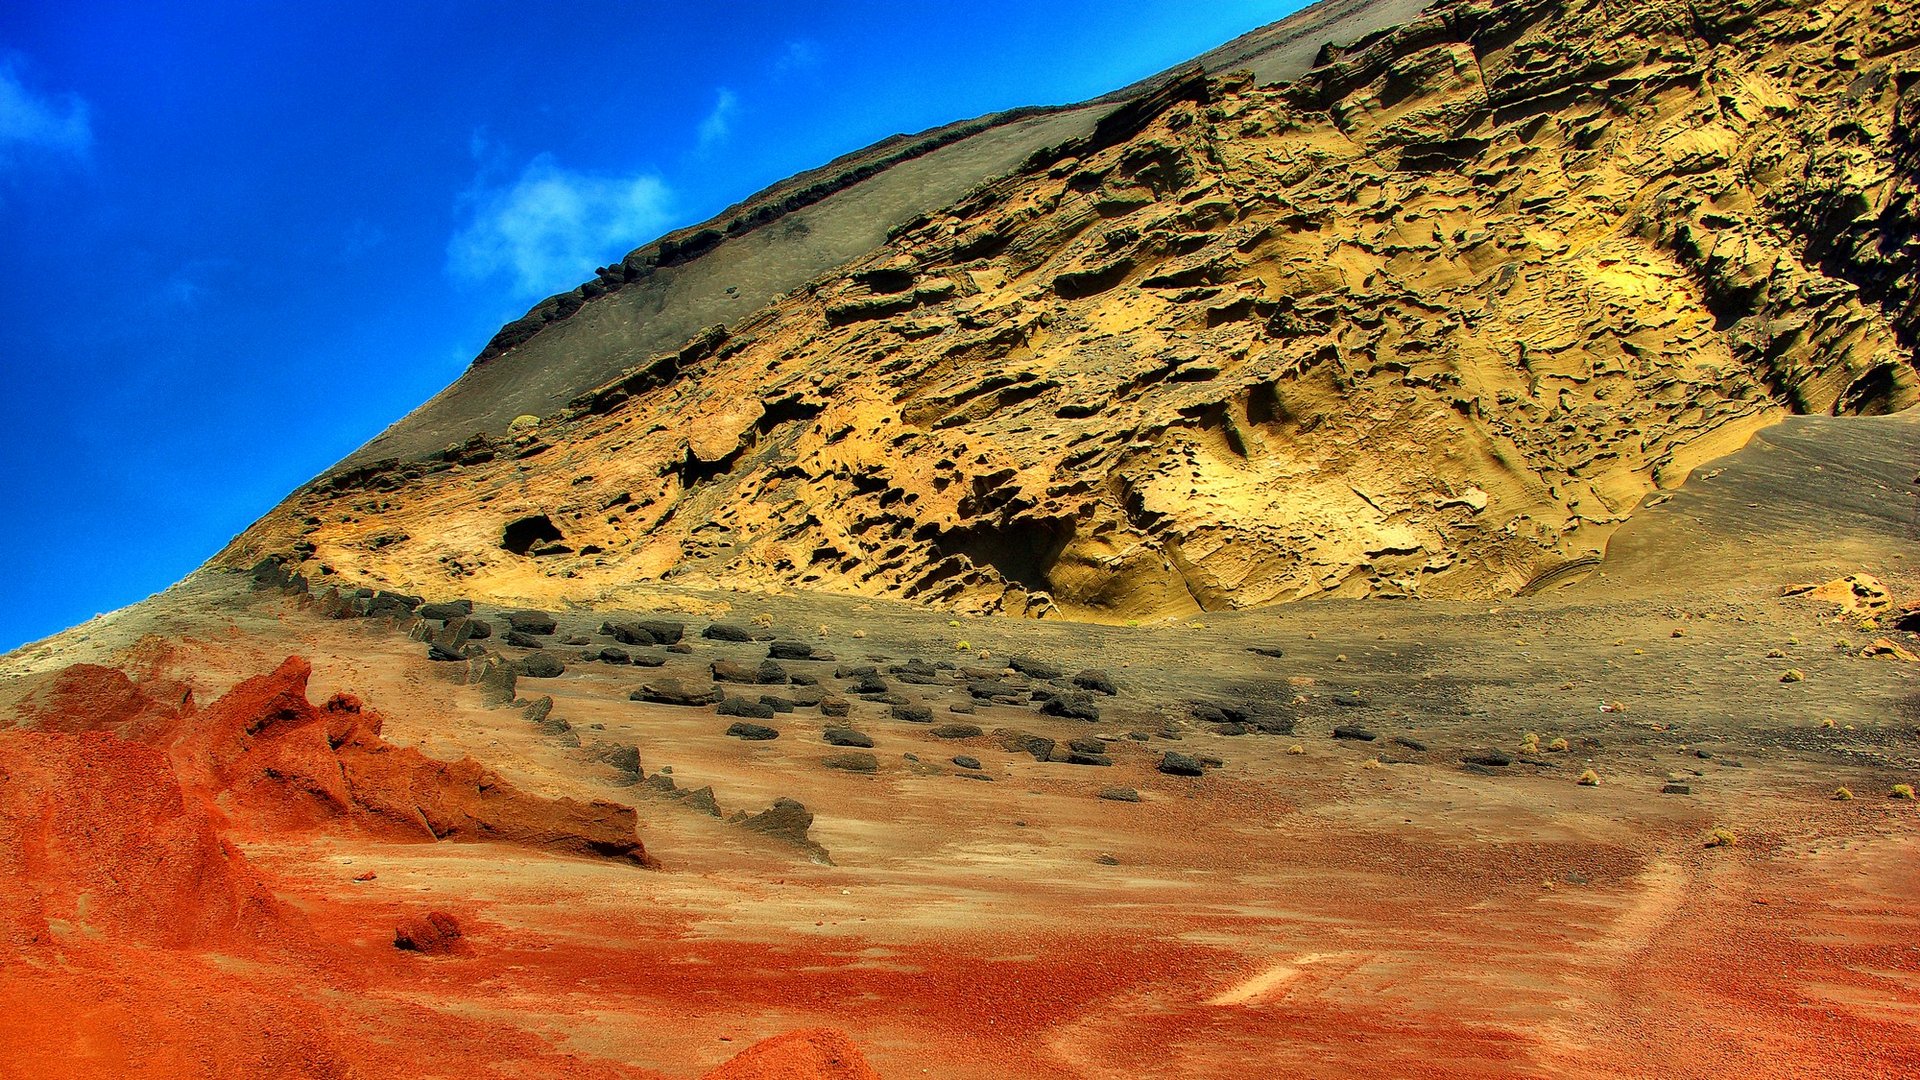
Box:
448;154;674;299
697;88;739;150
773;40;821;77
0;60;92;170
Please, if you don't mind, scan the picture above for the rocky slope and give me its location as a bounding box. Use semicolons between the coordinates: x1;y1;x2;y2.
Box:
348;0;1429;467
231;0;1918;620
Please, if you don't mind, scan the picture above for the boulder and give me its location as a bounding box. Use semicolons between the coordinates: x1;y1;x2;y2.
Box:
516;653;566;679
631;680;723;707
725;720;780;740
702;622;756;642
1159;752;1205;777
505;610;557;635
822;728;873;748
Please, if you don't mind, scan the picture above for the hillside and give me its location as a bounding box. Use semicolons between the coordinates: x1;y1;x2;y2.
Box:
231;0;1919;622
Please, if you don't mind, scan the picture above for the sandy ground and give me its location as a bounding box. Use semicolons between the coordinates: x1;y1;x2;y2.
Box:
1;411;1916;1078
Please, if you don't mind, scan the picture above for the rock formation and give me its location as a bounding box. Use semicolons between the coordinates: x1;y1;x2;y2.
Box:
227;0;1917;620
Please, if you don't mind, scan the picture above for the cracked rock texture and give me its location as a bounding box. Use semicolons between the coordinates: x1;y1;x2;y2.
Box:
228;0;1918;620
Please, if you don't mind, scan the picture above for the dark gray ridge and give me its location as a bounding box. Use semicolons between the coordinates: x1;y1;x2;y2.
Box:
332;0;1428;471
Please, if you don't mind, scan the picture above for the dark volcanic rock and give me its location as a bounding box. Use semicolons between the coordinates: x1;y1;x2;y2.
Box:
1332;725;1378;742
604;621;659;646
598;646;631;664
725;720;780;739
702;622;756;642
952;755;982;770
822;751;879;773
635;620;685;644
820;697;851;717
1066;751;1113;767
998;730;1055;760
718;698;777;720
1159;752;1206;777
506;610;557;635
1098;787;1142;802
1008;655;1063;680
823;727;873;748
739;797;816;845
891;704;934;723
631;680;723;707
1463;749;1513;768
1042;691;1101;721
516;653;566;679
419;600;473;620
760;694;795;713
505;629;546;649
1072;669;1118;695
768;640;819;660
931;723;983;739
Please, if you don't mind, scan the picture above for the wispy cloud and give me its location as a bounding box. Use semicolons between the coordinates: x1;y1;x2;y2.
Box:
0;59;92;172
773;40;821;78
697;88;739;150
448;154;674;299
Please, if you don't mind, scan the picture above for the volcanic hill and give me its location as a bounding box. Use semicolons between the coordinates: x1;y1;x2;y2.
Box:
5;0;1920;1078
227;0;1917;621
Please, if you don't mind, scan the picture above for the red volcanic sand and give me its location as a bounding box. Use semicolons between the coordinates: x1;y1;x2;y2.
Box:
0;728;280;952
701;1028;882;1080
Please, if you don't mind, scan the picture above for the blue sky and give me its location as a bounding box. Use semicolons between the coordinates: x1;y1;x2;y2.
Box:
0;0;1306;651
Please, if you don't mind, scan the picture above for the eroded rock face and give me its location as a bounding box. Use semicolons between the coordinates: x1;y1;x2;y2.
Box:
228;0;1918;620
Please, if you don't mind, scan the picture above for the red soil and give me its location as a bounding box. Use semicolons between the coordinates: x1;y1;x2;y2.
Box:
701;1029;881;1080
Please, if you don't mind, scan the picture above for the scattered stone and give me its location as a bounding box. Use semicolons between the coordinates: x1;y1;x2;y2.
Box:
604;621;657;646
1072;669;1118;695
419;600;473;621
634;620;685;644
1332;725;1378;742
598;646;632;664
891;704;934;723
1662;782;1693;794
836;663;879;678
504;630;546;649
1159;752;1205;777
712;659;760;683
628;650;666;667
632;680;723;707
1007;655;1063;680
1332;692;1370;708
1391;736;1428;752
522;696;553;724
718;698;777;720
1780;668;1805;683
703;622;756;642
1094;854;1120;866
1463;749;1513;768
823;728;873;748
822;752;879;773
1098;787;1142;802
505;610;557;635
849;673;890;695
949;700;976;714
952;755;982;769
465;619;493;641
1066;751;1113;767
1246;645;1286;658
737;798;828;861
393;911;464;954
427;617;478;661
725;720;780;740
516;653;565;679
820;697;851;718
998;731;1055;760
931;723;983;739
1042;691;1102;722
760;694;795;713
768;640;818;660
